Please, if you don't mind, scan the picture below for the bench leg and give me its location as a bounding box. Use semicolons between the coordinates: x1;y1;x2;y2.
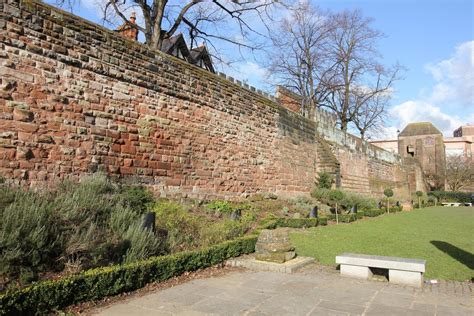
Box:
340;265;372;279
389;270;423;287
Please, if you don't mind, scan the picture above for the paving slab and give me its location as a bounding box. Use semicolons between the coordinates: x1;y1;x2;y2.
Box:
94;264;473;316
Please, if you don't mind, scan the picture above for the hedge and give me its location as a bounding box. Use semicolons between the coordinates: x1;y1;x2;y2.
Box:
259;218;320;230
361;209;384;217
430;191;473;203
326;213;358;223
0;236;257;315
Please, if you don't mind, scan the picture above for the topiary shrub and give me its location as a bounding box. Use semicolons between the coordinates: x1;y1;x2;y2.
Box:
328;189;345;224
415;191;423;208
383;188;394;213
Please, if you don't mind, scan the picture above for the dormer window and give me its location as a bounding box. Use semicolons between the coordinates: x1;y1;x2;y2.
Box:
159;34;214;72
189;44;215;73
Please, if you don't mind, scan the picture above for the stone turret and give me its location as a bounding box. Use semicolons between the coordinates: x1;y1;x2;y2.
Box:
398;122;446;190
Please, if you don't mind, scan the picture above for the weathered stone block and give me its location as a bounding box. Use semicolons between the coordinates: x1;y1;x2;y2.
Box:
255;228;296;264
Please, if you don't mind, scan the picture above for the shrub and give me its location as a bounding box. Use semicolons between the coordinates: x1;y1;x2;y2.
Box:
153;201;202;252
0;236;257;315
384;188;394;198
318;217;328;226
316;172;333;189
363;209;384;217
329;189;345;223
340;192;377;211
0;186;17;211
312;188;376;212
311;188;331;204
122;224;164;264
205;200;234;216
326;213;357;223
415;191;423;208
427;195;437;206
118;185;154;213
328;189;344;205
430;191;473;203
199;219;250;247
1;175;159;288
0;191;59;285
259;218;319;230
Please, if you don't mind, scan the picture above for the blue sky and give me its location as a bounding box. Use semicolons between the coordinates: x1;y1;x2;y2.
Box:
47;0;473;138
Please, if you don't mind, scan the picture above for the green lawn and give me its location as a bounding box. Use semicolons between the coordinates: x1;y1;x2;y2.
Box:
290;206;474;281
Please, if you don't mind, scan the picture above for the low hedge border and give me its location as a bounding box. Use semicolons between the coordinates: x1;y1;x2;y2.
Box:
259;218;321;230
0;236;257;315
326;213;358;223
325;206;403;222
363;209;384;217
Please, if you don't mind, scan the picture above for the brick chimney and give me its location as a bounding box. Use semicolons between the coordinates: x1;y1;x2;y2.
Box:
116;12;138;41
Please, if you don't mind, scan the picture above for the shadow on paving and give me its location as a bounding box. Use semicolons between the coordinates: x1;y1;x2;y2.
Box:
430;240;474;271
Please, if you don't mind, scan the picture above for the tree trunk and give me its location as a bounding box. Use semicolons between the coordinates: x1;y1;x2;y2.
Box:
340;119;348;131
335;203;339;224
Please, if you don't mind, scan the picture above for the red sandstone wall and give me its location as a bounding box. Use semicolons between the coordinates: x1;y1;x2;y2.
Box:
0;0;321;199
0;0;413;200
275;86;301;114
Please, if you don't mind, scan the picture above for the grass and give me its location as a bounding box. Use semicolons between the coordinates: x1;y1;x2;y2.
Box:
290;206;474;281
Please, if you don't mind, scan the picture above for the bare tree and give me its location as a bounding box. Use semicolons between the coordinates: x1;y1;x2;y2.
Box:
57;0;282;65
445;154;474;191
267;2;335;117
352;90;388;140
266;5;401;131
322;10;402;132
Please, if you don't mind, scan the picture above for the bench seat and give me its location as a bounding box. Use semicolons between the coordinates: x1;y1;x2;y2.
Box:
336;253;426;287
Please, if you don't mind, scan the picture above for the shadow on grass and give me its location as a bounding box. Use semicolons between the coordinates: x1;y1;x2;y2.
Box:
430;240;474;270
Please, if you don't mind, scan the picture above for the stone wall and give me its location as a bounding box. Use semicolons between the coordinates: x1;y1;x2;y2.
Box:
0;0;414;199
276;85;414;197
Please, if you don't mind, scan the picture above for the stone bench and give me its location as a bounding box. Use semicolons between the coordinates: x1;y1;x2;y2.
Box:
336;253;425;287
442;202;461;207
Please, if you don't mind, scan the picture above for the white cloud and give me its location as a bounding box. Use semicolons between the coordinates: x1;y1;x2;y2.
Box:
389;101;464;136
375;126;400;140
425;41;474;105
384;41;474;138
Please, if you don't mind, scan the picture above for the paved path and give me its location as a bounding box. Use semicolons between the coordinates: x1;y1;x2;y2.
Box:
95;265;473;315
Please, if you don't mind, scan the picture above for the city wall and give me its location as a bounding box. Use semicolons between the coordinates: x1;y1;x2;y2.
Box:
0;0;416;199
